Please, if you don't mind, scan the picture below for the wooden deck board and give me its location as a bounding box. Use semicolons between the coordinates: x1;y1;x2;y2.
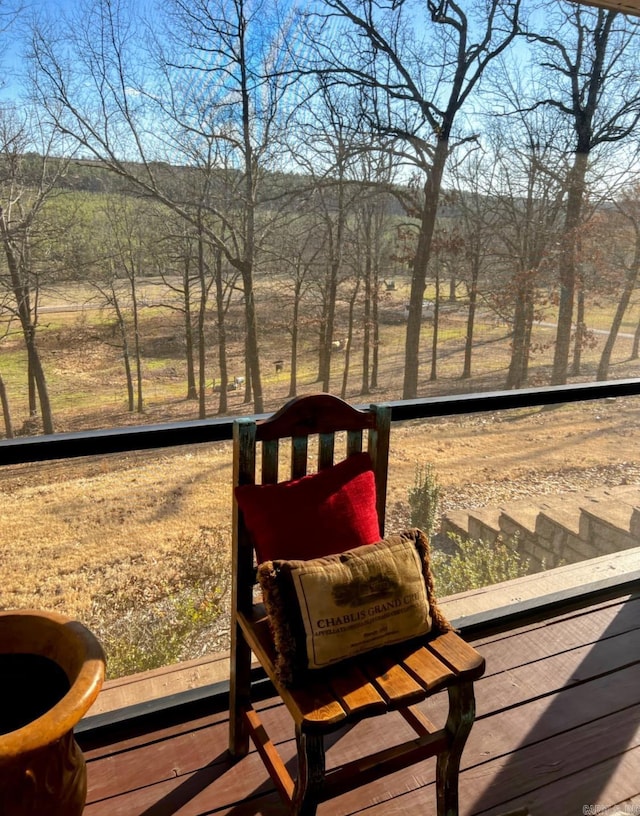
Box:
84;593;640;816
476;596;640;672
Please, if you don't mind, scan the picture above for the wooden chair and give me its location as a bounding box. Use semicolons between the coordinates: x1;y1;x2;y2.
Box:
229;394;485;816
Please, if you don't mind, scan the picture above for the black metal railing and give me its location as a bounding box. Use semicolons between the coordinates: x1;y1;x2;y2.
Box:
2;378;640;466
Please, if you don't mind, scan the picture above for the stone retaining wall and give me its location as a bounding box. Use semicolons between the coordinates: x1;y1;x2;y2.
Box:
441;485;640;571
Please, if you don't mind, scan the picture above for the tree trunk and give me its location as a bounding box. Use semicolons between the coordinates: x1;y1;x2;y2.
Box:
403;138;448;399
289;280;301;398
361;251;372;395
633;320;640;360
238;12;263;414
122;347;134;412
243;350;252;404
371;263;380;389
429;267;440;382
183;255;198;401
214;250;228;414
239;268;260;408
0;227;54;433
28;360;37;417
0;374;14;438
130;277;144;413
570;286;586;376
321;145;347;394
598;247;640;380
507;258;538;388
462;260;479;380
197;226;208;419
321;260;339;392
316;295;329;383
26;333;54;434
506;278;527;389
341;280;360;399
112;287;134;411
552;153;588;385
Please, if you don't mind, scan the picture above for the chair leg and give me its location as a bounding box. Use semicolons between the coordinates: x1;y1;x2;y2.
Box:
292;725;325;816
436;681;476;816
228;619;252;758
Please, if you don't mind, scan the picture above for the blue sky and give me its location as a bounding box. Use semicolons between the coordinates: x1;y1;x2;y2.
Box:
1;0;122;99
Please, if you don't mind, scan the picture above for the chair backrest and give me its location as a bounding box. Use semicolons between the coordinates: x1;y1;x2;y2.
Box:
232;394;391;616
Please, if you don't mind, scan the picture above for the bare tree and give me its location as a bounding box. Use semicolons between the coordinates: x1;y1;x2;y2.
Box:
90;194;152;413
30;0;297;413
597;187;640;380
0;308;13;438
263;214;325;398
150;217;202;402
350;151;395;395
525;5;640;384
307;0;521;398
474;106;567;388
0;112;70;434
286;78;369;392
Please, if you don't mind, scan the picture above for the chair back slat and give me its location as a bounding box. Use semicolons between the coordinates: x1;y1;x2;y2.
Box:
261;439;279;485
346;429;363;456
318;433;335;470
234;420;258;487
368;405;391;535
232;420;258;613
291;436;308;479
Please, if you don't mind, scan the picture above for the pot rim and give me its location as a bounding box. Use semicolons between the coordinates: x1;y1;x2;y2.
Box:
0;609;105;761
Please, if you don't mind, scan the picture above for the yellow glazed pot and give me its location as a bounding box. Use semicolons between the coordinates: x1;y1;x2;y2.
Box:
0;609;105;815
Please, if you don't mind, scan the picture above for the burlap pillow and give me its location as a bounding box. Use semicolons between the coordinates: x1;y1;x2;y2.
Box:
257;528;450;687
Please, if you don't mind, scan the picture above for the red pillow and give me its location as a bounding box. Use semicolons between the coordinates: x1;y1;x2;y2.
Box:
234;452;380;562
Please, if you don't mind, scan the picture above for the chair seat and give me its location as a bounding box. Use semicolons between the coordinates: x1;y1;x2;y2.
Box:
240;605;485;731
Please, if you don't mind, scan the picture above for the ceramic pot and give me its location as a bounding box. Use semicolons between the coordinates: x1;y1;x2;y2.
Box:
0;609;105;815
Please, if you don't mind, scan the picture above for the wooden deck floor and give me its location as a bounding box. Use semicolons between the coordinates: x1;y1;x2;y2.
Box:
82;592;640;816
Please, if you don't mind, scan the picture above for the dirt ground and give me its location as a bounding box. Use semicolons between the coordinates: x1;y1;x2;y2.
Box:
2;395;640;623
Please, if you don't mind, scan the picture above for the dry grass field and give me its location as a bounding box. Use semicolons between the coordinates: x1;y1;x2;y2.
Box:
2;393;639;609
2;286;640;675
